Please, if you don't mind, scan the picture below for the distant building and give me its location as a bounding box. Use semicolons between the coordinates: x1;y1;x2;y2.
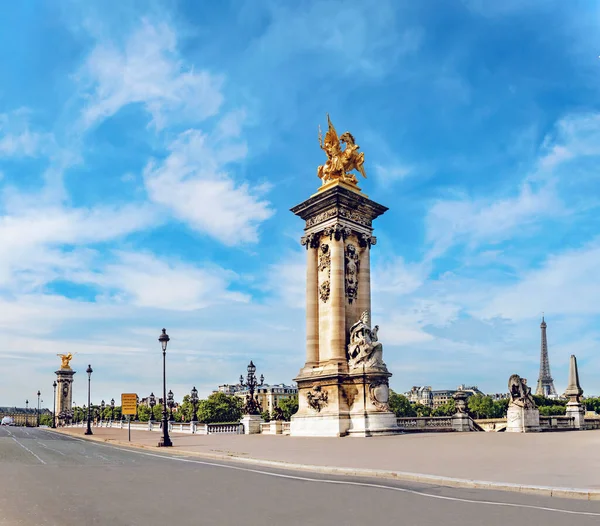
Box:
405;385;485;408
217;383;298;413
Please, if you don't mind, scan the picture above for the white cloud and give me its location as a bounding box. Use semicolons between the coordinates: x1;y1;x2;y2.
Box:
425;181;563;257
71;251;249;311
144;129;274;245
0;204;158;291
373;163;412;184
0;109;54;158
479;240;600;320
78;19;224;129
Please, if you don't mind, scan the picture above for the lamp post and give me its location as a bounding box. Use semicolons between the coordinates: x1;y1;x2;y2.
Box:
149;392;156;423
85;364;93;435
158;328;172;447
37;390;41;427
190;386;199;423
25;399;29;427
52;381;57;428
100;400;105;425
110;398;115;424
167;390;175;421
239;361;263;415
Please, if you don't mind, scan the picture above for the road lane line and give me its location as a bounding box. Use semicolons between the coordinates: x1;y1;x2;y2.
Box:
10;437;46;465
76;440;600;518
36;441;66;456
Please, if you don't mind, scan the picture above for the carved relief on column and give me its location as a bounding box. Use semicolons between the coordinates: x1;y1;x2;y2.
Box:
345;242;359;304
318;243;331;303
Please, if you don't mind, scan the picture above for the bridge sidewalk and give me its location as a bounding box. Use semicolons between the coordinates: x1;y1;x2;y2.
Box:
54;427;600;499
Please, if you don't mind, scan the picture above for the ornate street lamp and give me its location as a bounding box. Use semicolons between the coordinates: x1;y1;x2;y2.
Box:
149;392;156;423
190;386;199;423
239;361;263;415
36;390;41;427
110;398;115;422
167;390;175;421
52;381;57;428
100;400;105;425
85;364;93;435
157;328;172;447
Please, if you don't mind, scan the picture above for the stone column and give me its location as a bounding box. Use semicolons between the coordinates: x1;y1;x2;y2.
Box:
329;234;346;363
305;243;319;366
357;243;371;319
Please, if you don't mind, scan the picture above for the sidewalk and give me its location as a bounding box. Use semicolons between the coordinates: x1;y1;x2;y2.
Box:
55;427;600;499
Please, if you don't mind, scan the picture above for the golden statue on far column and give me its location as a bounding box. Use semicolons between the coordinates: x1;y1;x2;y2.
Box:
57;352;74;370
317;114;366;187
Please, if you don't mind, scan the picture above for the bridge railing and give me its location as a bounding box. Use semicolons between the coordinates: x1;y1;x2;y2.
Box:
396;416;453;432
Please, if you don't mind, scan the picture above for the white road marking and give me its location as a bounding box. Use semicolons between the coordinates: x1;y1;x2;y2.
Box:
66;436;600;518
36;441;66;456
10;437;46;465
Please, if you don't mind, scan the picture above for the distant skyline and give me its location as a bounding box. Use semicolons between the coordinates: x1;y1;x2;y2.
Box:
0;1;599;407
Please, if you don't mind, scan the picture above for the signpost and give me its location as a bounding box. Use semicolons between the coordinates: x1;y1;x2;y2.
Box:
121;393;137;442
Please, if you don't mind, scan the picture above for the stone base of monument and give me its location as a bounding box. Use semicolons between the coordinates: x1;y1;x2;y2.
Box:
566;402;585;429
241;414;263;435
506;405;541;432
451;413;472;432
290;368;400;437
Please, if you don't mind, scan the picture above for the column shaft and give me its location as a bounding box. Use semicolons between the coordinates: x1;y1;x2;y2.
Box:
305;245;319;366
329;235;346;362
358;245;371;319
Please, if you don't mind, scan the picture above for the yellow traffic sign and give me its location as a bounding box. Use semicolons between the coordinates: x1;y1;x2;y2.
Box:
121;393;138;415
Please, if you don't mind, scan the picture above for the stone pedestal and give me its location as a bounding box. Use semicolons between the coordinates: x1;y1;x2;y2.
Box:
566;402;585;429
506;405;540;432
452;413;472;432
290;182;399;437
241;414;263;435
55;369;75;426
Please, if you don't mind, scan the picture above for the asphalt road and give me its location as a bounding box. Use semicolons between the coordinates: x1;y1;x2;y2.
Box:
1;427;599;526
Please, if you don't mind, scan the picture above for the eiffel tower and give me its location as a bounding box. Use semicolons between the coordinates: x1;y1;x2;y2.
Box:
535;316;557;397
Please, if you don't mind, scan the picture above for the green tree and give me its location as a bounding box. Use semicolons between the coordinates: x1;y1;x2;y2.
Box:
584;397;600;413
388;391;416;417
197;393;243;423
468;395;494;419
278;396;299;421
539;405;566;416
414;403;431;416
137;405;151;422
39;414;53;426
260;410;271;422
491;398;509;418
432;399;456;416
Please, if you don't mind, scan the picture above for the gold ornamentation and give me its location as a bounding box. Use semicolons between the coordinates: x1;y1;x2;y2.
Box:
57;353;74;370
317;114;366;186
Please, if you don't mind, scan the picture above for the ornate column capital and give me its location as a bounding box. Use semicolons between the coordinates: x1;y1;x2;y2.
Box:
300;233;320;249
358;233;377;248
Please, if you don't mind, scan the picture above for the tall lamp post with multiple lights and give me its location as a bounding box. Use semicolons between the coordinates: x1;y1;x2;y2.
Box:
149;393;156;423
158;329;172;447
85;364;93;435
52;381;57;428
110;398;115;424
167;390;175;421
190;386;199;424
100;400;105;425
239;361;264;415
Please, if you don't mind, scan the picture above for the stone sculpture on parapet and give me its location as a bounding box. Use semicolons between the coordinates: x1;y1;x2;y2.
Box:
347;311;386;371
451;390;472;431
564;354;585;429
506;374;540;432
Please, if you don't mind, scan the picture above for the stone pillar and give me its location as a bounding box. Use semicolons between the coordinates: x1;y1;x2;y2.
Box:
357;243;371;320
328;234;346;364
241;414;263;435
564;354;585;429
305;241;319;367
55;369;75;426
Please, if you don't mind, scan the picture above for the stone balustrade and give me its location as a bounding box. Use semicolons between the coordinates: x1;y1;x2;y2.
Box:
396;417;453;432
539;416;575;430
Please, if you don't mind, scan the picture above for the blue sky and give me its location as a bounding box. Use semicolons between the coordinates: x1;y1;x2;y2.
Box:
1;0;600;408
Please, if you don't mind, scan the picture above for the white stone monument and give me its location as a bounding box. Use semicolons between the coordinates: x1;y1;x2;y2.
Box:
564;354;585;429
55;353;75;426
506;374;540;433
290;115;398;437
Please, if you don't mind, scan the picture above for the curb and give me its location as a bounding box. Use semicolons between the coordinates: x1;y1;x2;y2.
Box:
50;429;600;501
